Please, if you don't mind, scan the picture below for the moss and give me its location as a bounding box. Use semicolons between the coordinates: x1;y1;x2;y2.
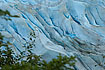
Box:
103;56;105;58
11;15;20;17
0;9;5;16
3;17;12;21
0;9;20;21
0;9;20;17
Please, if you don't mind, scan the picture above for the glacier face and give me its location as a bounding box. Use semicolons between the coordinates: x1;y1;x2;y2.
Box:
0;0;105;70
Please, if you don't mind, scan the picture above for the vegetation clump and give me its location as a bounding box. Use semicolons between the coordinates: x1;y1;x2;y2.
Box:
0;33;76;70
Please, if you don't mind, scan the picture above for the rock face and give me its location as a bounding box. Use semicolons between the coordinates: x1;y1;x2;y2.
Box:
0;0;105;70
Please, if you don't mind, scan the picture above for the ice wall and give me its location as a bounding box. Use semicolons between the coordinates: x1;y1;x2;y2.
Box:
0;0;105;70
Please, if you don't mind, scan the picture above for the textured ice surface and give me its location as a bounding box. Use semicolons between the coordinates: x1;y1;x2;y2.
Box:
0;0;105;70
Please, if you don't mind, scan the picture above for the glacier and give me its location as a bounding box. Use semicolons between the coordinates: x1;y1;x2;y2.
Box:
0;0;105;70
